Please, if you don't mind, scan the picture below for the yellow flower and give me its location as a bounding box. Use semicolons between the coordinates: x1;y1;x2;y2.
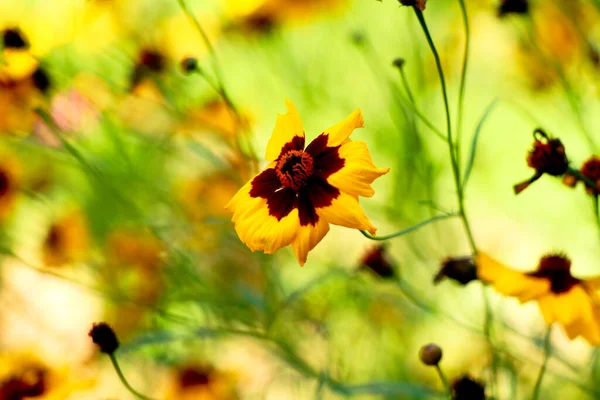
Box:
226;0;347;29
226;100;389;266
0;154;21;220
42;210;89;267
0;351;92;400
477;252;600;344
165;364;239;400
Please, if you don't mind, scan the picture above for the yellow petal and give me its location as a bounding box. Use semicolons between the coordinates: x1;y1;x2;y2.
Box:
476;252;549;302
323;108;363;147
0;49;38;81
317;191;376;234
560;286;600;344
327;140;389;197
291;217;330;266
226;177;299;254
265;99;305;161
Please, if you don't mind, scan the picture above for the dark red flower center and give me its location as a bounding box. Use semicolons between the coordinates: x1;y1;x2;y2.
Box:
2;28;28;49
528;254;580;294
45;225;62;251
179;367;212;388
249;134;345;226
526;136;567;176
275;150;314;191
581;156;600;192
0;169;11;197
0;367;47;400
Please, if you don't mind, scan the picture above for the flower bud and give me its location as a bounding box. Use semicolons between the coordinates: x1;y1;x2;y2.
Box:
451;375;486;400
89;322;119;354
180;57;198;74
419;343;442;366
392;58;405;69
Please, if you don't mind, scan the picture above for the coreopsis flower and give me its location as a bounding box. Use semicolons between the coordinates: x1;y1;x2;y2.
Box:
225;100;389;265
477;252;600;344
41;210;89;267
0;351;90;399
579;156;600;195
165;364;239;400
225;0;347;33
451;375;485;400
89;322;119;354
513;129;568;195
434;256;477;285
0;155;21;220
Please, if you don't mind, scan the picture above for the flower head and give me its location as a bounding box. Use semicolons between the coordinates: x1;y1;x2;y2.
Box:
359;245;395;279
398;0;426;11
419;343;442;366
165;364;238;400
451;375;485;400
580;156;600;195
434;256;477;285
89;322;119;354
513;129;568;195
477;252;600;344
42;210;89;267
226;100;389;265
498;0;528;17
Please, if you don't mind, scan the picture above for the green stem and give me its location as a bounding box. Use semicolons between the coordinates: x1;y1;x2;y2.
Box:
435;364;452;398
455;0;470;174
413;9;457;187
532;327;552;400
396;66;447;141
360;213;458;241
109;354;156;400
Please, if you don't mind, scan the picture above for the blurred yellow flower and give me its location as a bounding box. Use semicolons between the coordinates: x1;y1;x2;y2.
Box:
0;154;21;220
226;0;347;30
42;210;89;267
477;252;600;344
226;100;389;266
106;228;164;274
0;351;92;400
180;100;250;140
165;364;239;400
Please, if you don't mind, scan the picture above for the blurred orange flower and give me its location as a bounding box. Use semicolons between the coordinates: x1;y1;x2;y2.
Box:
42;210;89;267
0;154;21;220
477;252;600;344
226;100;389;265
165;364;239;400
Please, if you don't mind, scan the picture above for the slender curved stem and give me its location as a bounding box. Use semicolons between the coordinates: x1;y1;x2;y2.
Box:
360;214;458;241
435;365;452;398
455;0;470;174
532;327;552;400
109;354;156;400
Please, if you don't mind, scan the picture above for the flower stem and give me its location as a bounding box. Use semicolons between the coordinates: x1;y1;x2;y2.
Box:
455;0;470;174
532;326;552;400
435;364;452;398
109;354;156;400
360;213;458;241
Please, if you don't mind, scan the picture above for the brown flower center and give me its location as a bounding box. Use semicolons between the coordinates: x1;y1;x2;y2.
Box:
179;367;212;388
0;170;11;197
528;254;579;294
526;132;568;176
0;367;47;399
275;150;314;191
581;156;600;193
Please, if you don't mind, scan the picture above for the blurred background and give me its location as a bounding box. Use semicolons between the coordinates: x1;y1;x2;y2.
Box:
0;0;599;398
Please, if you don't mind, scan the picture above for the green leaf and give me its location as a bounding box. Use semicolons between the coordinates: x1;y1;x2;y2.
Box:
462;98;499;190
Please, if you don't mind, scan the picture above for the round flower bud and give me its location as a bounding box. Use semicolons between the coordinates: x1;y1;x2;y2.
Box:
180;57;198;74
392;58;405;69
89;322;119;354
419;343;442;366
